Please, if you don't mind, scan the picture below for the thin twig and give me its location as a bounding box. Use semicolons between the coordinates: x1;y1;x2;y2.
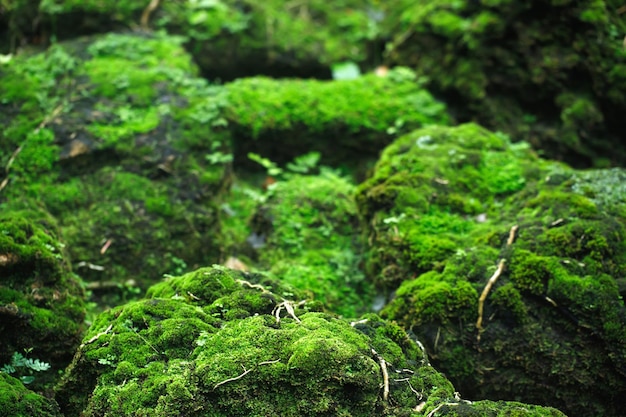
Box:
506;224;519;246
80;324;113;348
476;259;506;342
372;349;390;401
213;359;280;390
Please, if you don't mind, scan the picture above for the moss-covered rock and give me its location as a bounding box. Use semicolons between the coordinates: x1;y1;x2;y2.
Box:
3;0;388;79
381;0;626;167
0;211;85;388
55;265;566;416
247;171;372;317
0;373;62;417
0;32;231;295
225;68;450;168
357;124;626;416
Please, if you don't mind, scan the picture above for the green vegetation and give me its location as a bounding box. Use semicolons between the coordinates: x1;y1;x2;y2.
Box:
0;373;62;417
1;350;51;385
0;211;86;390
0;33;231;296
56;265;566;417
358;124;626;416
225;68;449;168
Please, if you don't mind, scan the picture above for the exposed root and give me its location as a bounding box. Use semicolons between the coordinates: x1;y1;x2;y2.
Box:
213;359;280;390
372;349;390;401
476;259;506;342
272;300;306;324
236;279;272;294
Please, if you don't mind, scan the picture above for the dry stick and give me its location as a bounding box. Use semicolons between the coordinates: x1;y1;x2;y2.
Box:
476;259;506;342
372;349;389;402
475;224;518;342
140;0;160;29
213;359;280;390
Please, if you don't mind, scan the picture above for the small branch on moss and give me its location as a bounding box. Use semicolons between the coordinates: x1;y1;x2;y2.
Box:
544;296;558;307
213;359;280;390
350;319;369;327
506;224;519;246
140;0;160;29
394;377;422;402
476;259;506;342
80;324;113;349
476;224;518;342
372;349;390;402
0;145;23;193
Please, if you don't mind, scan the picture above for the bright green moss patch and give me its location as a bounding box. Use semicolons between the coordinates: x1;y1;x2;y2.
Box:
225;68;450;167
249;172;372;317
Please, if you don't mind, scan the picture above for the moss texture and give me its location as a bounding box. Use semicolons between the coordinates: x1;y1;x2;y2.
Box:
381;0;626;167
0;32;231;295
0;211;85;388
225;68;450;168
357;124;626;417
3;0;387;79
55;265;565;417
0;373;62;417
248;171;372;317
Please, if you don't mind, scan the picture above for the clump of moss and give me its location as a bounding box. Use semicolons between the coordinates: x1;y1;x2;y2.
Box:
5;1;387;79
56;265;566;416
358;124;626;416
225;68;450;168
0;373;62;417
247;171;372;317
381;0;626;167
0;211;86;389
0;32;232;296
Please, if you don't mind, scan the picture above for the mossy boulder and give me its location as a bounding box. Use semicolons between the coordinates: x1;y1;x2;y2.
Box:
3;0;387;79
381;0;626;167
0;211;85;387
248;171;372;317
0;373;62;417
0;32;231;294
55;265;566;416
225;68;450;168
357;124;626;416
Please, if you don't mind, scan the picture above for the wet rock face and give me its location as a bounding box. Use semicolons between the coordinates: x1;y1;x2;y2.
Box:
0;212;86;385
0;33;232;292
55;265;566;417
357;124;626;417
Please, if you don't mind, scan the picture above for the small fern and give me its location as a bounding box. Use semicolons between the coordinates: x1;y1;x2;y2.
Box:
1;350;50;384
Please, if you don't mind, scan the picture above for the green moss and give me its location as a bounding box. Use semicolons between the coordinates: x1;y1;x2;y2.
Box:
0;373;62;417
249;172;372;317
360;124;626;416
383;0;626;166
1;33;232;296
225;68;450;166
0;211;86;389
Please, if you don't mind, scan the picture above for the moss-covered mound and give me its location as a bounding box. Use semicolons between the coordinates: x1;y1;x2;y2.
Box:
247;171;372;317
55;265;566;416
225;68;450;168
0;211;85;386
3;0;387;79
0;32;231;293
356;124;626;416
382;0;626;167
0;373;62;417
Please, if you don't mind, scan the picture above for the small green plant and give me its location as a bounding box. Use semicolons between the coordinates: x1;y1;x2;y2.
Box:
0;349;51;384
